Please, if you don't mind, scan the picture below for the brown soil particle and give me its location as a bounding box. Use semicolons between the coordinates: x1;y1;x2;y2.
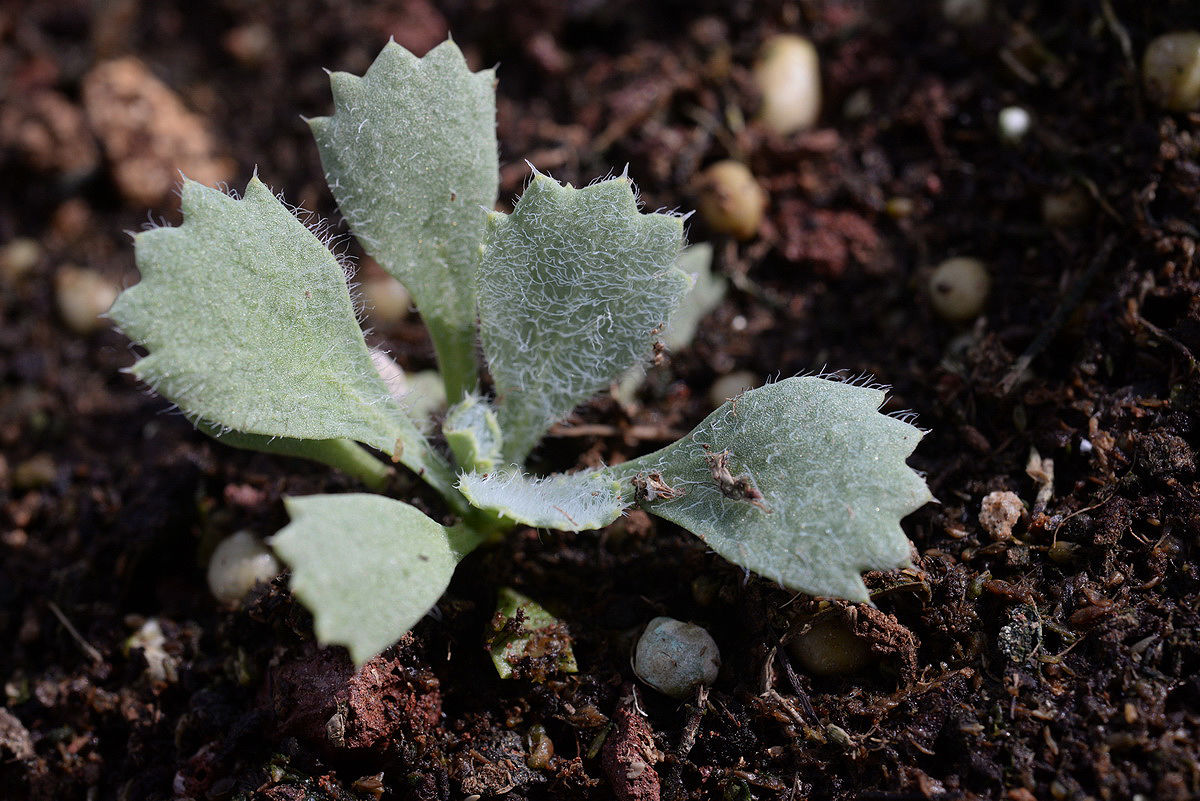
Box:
270;639;441;755
81;57;234;207
602;685;661;801
0;91;99;175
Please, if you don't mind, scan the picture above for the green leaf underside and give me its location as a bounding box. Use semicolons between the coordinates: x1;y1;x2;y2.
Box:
665;242;725;351
110;177;457;500
478;173;690;463
271;494;482;665
443;394;504;473
309;40;498;400
198;426;391;491
458;469;625;530
608;377;932;601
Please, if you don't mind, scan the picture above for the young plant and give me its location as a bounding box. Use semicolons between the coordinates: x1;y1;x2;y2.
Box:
110;40;931;666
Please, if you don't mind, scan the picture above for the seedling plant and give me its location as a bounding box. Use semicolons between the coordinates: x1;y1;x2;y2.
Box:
110;40;931;665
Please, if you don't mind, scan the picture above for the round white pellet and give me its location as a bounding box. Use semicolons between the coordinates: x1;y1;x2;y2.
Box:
1143;31;1200;112
207;531;280;604
633;616;720;698
754;34;821;136
928;257;990;322
998;106;1031;142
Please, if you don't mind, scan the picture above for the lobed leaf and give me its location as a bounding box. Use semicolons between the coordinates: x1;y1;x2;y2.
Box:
614;242;725;405
110;177;460;501
309;40;498;401
608;377;932;601
478;172;690;463
271;494;483;665
458;468;625;530
664;242;725;351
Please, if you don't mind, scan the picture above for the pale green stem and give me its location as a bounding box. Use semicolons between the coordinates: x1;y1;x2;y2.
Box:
426;317;479;404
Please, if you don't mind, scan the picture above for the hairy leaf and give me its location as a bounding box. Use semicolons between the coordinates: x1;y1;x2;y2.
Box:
608;377;931;601
443;394;503;472
478;172;690;462
458;468;625;530
309;40;498;400
614;242;725;405
110;177;460;500
271;494;482;665
665;242;725;351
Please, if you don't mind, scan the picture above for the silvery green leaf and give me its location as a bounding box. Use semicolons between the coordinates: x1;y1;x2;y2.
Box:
309;40;498;401
478;172;690;463
664;242;724;351
110;177;459;500
271;494;482;666
608;377;931;601
614;242;725;405
458;468;625;531
443;394;503;472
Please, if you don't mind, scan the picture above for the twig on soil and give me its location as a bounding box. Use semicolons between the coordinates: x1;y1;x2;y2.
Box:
1000;235;1116;394
662;684;709;801
1050;492;1115;544
1133;311;1199;373
775;649;819;723
1099;0;1136;74
47;601;103;665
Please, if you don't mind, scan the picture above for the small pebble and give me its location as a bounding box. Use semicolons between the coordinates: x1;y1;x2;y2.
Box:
13;454;56;491
370;348;408;399
884;197;915;220
1143;31;1200;111
55;266;118;334
928;257;990;322
754;34;821;136
1041;185;1091;228
126;618;178;683
223;22;276;69
207;530;280;604
708;370;759;409
980;490;1024;541
526;724;554;770
633;616;720;698
998;106;1031;143
787;613;873;676
0;238;41;281
694;160;767;241
1048;540;1082;565
362;276;411;325
942;0;989;26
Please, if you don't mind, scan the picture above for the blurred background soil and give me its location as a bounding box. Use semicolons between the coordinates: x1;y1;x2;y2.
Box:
1;1;1198;799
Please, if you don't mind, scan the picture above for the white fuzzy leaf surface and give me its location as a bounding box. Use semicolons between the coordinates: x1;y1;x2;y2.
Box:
608;377;932;601
443;394;503;473
458;469;625;530
271;494;482;666
478;172;690;463
109;177;456;498
309;40;497;400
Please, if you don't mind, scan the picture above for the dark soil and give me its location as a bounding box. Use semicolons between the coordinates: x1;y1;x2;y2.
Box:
2;1;1199;799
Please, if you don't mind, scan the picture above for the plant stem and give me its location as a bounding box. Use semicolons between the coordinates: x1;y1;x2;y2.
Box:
426;317;479;404
299;438;394;491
